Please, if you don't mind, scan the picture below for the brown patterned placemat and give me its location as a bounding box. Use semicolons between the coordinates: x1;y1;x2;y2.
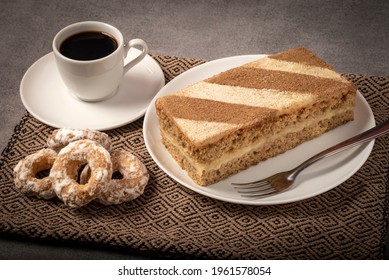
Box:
0;55;388;259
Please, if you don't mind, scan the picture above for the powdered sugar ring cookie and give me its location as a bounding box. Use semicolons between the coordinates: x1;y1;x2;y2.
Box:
81;149;149;205
98;150;148;205
50;139;112;208
47;128;112;152
13;149;57;199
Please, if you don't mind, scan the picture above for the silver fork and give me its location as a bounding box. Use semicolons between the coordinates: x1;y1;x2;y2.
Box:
232;119;389;198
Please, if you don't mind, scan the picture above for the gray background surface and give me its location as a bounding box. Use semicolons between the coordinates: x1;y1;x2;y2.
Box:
0;0;388;259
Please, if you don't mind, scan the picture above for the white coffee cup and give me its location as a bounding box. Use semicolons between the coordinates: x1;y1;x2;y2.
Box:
53;21;148;102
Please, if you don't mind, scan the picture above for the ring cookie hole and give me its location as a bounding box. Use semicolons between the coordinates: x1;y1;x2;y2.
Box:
76;165;124;185
77;163;89;184
35;169;51;179
112;171;124;180
33;158;55;179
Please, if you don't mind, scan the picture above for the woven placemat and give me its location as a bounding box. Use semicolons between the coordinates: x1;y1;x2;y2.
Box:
0;55;388;259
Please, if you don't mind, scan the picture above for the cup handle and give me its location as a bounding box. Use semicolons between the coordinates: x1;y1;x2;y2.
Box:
123;39;148;73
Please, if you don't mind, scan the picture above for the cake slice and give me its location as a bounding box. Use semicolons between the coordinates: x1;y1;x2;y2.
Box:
155;47;356;186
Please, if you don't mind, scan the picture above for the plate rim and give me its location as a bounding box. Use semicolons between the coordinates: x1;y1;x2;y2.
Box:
144;54;375;205
20;51;165;130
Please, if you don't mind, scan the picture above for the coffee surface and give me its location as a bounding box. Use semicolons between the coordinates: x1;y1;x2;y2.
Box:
60;31;118;61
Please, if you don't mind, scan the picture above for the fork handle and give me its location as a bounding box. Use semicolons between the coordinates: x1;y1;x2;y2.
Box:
290;119;389;180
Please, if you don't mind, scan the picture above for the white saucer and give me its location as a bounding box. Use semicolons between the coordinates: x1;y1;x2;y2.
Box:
20;49;165;130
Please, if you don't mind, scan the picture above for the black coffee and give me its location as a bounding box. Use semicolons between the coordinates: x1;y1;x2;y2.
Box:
60;31;118;61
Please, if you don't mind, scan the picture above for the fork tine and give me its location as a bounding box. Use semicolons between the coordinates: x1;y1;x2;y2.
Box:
232;170;293;198
239;190;278;198
231;178;268;186
236;187;273;193
233;182;270;190
237;186;275;195
235;184;273;192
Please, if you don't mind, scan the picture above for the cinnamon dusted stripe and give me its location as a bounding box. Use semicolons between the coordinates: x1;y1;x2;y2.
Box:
157;95;276;124
268;46;334;69
206;67;352;96
0;55;388;259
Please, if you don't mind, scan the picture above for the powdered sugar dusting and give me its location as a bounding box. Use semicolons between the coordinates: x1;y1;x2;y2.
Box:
13;149;57;199
96;149;149;205
14;128;148;207
50;139;112;207
47;128;112;151
95;168;109;181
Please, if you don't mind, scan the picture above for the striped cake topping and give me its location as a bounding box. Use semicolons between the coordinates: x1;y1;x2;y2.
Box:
244;57;343;81
174;119;240;143
160;95;275;125
268;46;333;69
176;81;315;109
206;67;349;96
157;47;355;144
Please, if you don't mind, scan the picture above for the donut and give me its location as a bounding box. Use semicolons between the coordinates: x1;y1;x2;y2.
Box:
47;128;112;152
81;149;149;205
13;149;57;199
50;139;112;208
